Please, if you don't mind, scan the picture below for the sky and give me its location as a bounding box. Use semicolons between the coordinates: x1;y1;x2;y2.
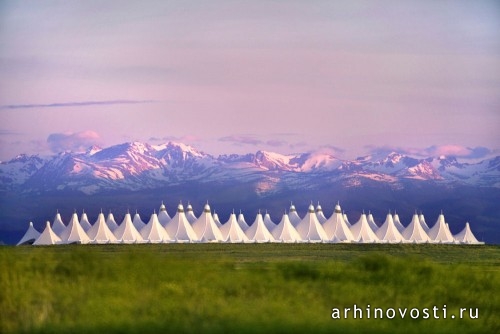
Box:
0;0;499;161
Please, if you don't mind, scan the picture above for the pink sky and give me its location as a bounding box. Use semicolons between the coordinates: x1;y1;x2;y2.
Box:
0;1;499;160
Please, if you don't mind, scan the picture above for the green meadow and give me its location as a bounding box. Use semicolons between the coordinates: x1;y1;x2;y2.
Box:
1;244;499;333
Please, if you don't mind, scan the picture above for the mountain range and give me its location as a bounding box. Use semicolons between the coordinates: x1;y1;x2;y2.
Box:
1;141;499;244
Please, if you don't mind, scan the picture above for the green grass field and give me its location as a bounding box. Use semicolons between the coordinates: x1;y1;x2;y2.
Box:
1;244;499;333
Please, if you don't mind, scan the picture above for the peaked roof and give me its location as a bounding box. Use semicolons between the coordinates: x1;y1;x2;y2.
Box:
114;212;144;243
350;213;379;243
213;212;222;227
288;203;302;227
315;204;327;224
375;213;404;243
454;222;483;244
185;203;198;224
51;212;66;236
237;212;249;231
343;213;351;227
105;212;119;231
79;211;92;231
263;212;277;231
87;213;118;244
33;221;62;245
192;204;224;242
271;214;302;242
322;204;354;242
366;212;379;232
220;213;250;243
140;212;172;243
158;202;172;226
419;213;430;232
164;203;199;242
133;212;147;231
245;213;275;242
59;213;91;244
428;213;455;243
295;204;329;242
17;222;41;246
392;213;406;233
402;213;431;243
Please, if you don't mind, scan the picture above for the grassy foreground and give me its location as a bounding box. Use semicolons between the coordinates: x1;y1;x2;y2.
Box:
1;244;499;333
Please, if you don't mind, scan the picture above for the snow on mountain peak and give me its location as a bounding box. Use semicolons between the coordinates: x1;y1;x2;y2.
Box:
86;145;102;156
253;150;296;171
1;141;499;195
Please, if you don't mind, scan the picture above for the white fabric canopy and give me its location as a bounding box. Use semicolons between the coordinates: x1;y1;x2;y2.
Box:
271;213;302;243
322;204;354;242
140;212;172;243
220;213;250;243
295;205;329;242
17;222;41;246
59;212;91;244
245;213;275;242
350;213;379;243
33;221;62;245
87;212;118;244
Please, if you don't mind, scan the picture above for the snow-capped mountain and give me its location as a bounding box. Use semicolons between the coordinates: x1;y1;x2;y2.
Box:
2;141;500;244
1;141;499;195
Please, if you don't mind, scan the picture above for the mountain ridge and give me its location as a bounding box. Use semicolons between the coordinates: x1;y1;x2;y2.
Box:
1;141;499;244
1;141;499;195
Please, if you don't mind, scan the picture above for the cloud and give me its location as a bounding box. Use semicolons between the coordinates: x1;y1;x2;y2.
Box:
219;135;263;146
425;145;492;159
309;145;345;157
1;100;155;110
366;144;493;159
265;139;287;147
149;135;201;143
0;129;21;136
47;130;101;153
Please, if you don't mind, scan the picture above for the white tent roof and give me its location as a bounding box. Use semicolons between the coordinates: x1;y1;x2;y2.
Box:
392;212;406;233
237;211;249;231
453;222;484;244
245;213;276;242
220;213;250;243
295;204;329;242
402;213;431;243
158;201;172;225
366;212;379;232
140;212;172;243
87;212;118;244
164;203;199;242
350;213;379;243
17;222;41;246
114;212;144;243
105;212;119;231
79;211;92;231
33;221;62;245
376;213;404;243
59;212;91;244
322;203;354;242
192;204;224;242
343;213;351;227
185;203;197;224
419;213;430;232
288;203;302;227
315;204;327;224
51;211;66;237
263;212;277;231
213;212;222;227
271;213;302;243
133;211;147;231
428;213;455;243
